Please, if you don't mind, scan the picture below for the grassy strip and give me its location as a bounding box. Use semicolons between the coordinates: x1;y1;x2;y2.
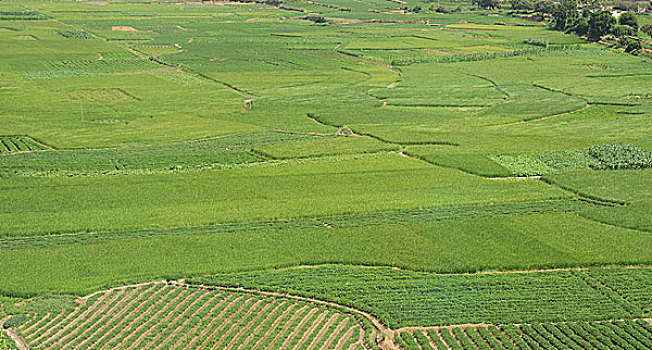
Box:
0;199;589;251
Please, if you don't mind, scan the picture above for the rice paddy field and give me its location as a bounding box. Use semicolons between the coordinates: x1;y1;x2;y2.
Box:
1;0;651;348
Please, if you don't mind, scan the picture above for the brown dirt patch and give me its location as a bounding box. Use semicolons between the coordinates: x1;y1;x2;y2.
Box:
112;26;137;32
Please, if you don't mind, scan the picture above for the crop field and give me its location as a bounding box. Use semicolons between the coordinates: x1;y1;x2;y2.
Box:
396;320;652;350
1;0;652;348
12;283;368;350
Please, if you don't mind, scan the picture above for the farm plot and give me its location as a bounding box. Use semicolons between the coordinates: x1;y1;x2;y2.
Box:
0;136;49;154
396;320;652;350
12;283;368;350
0;130;319;176
193;265;652;328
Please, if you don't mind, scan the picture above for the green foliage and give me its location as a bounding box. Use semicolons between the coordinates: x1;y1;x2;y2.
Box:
588;11;616;41
551;0;579;31
406;147;513;177
473;0;499;9
523;38;549;47
588;143;652;170
511;0;534;11
3;314;27;329
191;265;651;327
0;154;568;237
618;12;639;30
0;131;322;176
253;136;398;159
624;38;643;53
0;136;47;154
613;24;637;37
14;294;77;313
642;23;652;36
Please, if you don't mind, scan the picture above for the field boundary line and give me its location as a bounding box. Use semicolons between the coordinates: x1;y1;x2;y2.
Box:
492;103;591;128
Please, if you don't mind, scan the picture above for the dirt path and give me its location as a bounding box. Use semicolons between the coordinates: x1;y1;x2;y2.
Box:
67;287;144;349
423;331;440;350
211;298;267;349
2;320;30;350
279;308;320;350
307;313;339;350
116;288;190;348
20;312;49;334
292;310;330;350
237;300;288;350
251;303;298;350
26;310;64;340
35;290;111;345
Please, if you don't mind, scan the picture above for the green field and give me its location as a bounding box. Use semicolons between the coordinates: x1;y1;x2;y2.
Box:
1;0;651;348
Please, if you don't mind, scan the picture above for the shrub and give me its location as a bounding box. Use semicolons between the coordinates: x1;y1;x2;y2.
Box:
523;38;549;47
641;24;652;36
612;24;636;38
618;12;638;30
588;143;652;170
624;38;642;53
3;314;27;329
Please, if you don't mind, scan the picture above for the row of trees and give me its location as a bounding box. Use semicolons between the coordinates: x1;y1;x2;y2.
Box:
551;0;642;52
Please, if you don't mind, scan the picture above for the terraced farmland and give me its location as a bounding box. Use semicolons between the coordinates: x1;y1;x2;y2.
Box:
0;136;48;154
15;283;368;350
1;0;652;348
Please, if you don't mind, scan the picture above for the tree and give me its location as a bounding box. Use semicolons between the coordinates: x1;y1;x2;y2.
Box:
575;17;589;36
511;0;534;10
618;12;638;30
587;10;616;41
472;0;500;9
612;24;636;37
534;0;555;14
624;38;642;53
551;0;579;31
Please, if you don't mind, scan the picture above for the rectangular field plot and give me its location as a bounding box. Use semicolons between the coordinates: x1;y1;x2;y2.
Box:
399;320;652;350
194;265;651;328
0;136;48;154
57;88;137;102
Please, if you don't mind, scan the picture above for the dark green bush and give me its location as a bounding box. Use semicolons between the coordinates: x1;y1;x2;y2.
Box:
588;143;652;170
3;314;27;329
